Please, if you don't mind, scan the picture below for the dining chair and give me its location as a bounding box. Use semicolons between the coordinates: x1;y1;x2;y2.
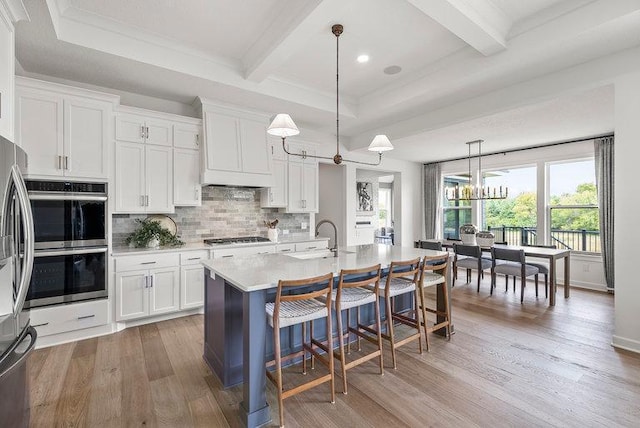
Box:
265;272;335;427
490;247;540;303
453;243;491;292
318;264;383;394
416;253;451;351
373;257;422;369
521;244;557;298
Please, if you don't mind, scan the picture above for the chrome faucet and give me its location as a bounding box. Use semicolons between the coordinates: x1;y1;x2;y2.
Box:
316;219;338;257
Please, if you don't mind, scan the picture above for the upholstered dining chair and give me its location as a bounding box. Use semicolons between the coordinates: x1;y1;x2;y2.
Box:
453;243;491;292
490;247;540;303
521;244;557;298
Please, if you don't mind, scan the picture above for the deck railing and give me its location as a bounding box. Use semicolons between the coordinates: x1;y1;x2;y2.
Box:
487;226;600;252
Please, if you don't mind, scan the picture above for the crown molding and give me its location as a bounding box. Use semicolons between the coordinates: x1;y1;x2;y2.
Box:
0;0;29;23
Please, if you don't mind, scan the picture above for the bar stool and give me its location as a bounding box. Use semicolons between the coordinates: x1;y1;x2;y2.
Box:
375;257;422;369
318;264;384;394
416;253;451;351
265;272;335;427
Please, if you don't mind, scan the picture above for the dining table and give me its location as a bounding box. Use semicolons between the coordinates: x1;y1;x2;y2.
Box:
429;240;571;306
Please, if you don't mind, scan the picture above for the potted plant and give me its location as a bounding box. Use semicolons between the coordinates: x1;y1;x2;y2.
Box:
125;218;184;248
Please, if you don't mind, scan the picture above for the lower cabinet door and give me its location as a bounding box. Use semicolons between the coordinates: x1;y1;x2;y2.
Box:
180;265;204;310
149;267;180;316
116;270;149;321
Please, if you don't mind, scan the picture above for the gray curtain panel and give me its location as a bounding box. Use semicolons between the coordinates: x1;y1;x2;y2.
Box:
424;163;442;239
595;136;614;290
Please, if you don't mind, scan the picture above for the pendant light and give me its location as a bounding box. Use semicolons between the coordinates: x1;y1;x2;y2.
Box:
267;24;393;165
446;140;508;200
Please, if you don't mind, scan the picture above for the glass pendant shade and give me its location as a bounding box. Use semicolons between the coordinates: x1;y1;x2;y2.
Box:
267;114;300;137
368;135;394;152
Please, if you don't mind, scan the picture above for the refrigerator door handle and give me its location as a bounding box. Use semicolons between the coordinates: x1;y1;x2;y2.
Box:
9;165;35;316
0;326;37;379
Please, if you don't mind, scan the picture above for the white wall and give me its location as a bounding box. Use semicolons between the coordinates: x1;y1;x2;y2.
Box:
613;71;640;353
307;130;423;248
0;2;14;140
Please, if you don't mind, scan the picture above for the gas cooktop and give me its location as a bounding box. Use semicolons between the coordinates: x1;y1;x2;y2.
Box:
204;236;270;245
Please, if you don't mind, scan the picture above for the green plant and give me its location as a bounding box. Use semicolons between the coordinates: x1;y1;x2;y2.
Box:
125;218;184;248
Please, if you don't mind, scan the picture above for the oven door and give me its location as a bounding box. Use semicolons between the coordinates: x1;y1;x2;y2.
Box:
29;194;107;249
26;247;107;308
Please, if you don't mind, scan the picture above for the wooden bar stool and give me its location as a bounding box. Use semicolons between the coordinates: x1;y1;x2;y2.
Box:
318;264;384;394
375;257;422;369
416;253;451;351
265;272;335;427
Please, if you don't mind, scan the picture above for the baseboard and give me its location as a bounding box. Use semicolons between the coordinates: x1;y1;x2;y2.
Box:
116;307;203;331
612;335;640;354
568;282;608;292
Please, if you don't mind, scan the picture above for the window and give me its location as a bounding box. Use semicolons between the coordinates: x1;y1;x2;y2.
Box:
483;166;537;245
549;159;599;253
378;186;393;229
443;175;471;239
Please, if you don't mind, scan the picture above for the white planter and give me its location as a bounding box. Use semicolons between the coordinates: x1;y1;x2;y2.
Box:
267;228;279;242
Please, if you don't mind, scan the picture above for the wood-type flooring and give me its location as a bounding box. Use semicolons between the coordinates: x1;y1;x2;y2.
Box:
27;277;640;427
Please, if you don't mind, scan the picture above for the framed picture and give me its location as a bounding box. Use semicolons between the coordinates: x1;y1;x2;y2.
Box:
356;181;373;212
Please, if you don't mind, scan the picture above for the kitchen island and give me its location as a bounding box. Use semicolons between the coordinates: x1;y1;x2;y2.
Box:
202;244;449;428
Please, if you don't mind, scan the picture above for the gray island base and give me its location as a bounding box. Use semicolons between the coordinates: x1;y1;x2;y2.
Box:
202;244;450;428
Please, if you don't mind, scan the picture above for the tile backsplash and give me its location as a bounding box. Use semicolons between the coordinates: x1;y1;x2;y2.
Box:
112;186;311;247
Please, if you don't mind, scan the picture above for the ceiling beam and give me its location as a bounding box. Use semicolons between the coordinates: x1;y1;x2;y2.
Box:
242;0;347;83
406;0;510;56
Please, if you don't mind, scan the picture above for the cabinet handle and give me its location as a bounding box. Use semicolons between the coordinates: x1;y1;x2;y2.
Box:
146;126;150;139
150;275;154;288
32;322;49;328
141;126;146;138
222;255;234;258
64;156;69;170
145;195;149;206
140;195;145;206
196;134;199;146
57;155;61;169
257;251;270;255
141;261;156;265
271;146;274;155
77;314;95;320
195;187;199;200
144;275;149;288
280;248;291;252
306;246;316;250
187;257;200;260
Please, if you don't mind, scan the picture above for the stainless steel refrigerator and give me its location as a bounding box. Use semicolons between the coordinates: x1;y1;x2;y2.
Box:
0;135;36;427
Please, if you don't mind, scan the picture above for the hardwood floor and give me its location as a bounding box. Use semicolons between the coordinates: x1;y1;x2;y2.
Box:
27;278;640;427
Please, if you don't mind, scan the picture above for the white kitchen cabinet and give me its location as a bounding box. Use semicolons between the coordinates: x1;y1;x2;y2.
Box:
286;141;318;213
180;250;209;310
15;78;115;180
174;148;201;206
174;123;201;149
114;141;173;213
199;100;274;187
260;140;287;208
116;113;172;147
353;227;375;245
115;253;181;321
294;240;328;252
30;299;109;337
212;245;275;259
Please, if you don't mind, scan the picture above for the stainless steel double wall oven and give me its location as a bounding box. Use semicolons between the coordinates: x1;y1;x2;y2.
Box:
26;180;108;308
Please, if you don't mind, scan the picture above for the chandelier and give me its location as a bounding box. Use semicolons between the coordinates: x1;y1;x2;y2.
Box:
446;139;508;201
267;24;394;166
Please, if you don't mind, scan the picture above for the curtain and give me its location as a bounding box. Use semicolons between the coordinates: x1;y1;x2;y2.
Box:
424;163;442;239
595;136;614;290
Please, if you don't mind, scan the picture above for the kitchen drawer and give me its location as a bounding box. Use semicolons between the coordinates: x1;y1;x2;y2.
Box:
275;243;296;253
180;250;210;265
295;241;328;252
30;299;109;337
115;252;180;272
212;245;275;259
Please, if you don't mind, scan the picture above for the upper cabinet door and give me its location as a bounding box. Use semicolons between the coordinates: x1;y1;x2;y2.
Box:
239;118;270;174
15;90;64;177
115;114;146;144
302;163;318;213
174;124;201;150
174;148;200;206
145;118;173;146
114;141;146;213
145;145;174;213
64;98;109;179
205;111;240;172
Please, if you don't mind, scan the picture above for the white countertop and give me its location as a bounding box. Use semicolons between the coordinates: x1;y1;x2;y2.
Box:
202;244;447;292
111;236;329;255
